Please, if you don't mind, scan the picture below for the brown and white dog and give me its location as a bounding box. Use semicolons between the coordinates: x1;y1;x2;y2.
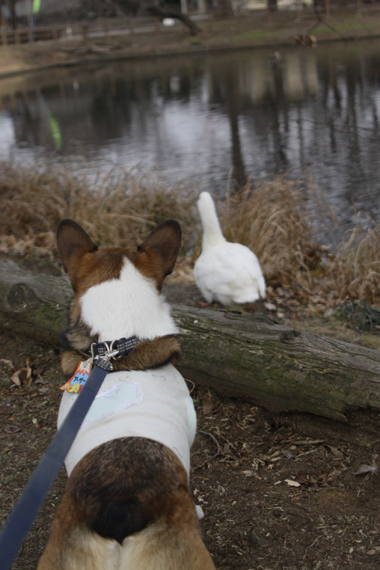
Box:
38;219;215;570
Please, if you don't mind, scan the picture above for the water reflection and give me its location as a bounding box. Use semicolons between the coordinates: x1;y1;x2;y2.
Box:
1;41;380;227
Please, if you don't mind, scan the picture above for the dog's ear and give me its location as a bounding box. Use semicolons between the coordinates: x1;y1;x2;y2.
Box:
57;219;97;276
138;220;181;278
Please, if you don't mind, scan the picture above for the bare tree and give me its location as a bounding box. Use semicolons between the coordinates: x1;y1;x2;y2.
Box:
267;0;277;12
81;0;201;34
3;0;18;29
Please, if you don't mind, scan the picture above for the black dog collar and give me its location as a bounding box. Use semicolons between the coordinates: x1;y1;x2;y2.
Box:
89;336;140;371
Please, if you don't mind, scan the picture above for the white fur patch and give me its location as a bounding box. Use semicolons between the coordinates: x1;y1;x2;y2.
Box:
80;258;178;341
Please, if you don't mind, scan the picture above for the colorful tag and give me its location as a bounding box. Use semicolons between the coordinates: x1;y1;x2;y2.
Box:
60;360;92;393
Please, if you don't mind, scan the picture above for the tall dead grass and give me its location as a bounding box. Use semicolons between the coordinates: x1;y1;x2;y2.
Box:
1;162;379;305
220;178;320;288
219;178;380;305
0;162;198;255
327;220;380;303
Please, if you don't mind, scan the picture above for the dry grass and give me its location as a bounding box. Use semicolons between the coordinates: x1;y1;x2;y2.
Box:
220;178;320;287
1;161;380;306
0;162;198;255
218;178;380;305
328;219;380;303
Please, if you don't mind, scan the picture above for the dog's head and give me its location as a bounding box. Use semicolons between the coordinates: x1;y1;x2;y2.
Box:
57;219;181;294
57;219;181;344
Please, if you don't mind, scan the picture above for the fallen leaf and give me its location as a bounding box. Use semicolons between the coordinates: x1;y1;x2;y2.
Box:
318;473;328;484
25;357;34;386
295;474;310;485
0;359;13;369
285;479;301;487
4;425;21;433
10;369;22;386
325;445;344;458
9;361;35;386
243;470;254;477
202;394;214;415
366;548;380;555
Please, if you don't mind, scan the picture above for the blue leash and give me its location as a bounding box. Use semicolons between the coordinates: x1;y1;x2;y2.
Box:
0;363;109;570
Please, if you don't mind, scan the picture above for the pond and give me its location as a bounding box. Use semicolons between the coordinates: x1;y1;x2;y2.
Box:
1;39;380;229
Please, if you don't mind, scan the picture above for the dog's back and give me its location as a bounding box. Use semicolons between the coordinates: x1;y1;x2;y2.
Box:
39;439;213;570
38;219;215;570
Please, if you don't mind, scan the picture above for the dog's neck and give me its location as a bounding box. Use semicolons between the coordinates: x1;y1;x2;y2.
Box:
61;335;181;377
61;258;180;377
80;259;178;342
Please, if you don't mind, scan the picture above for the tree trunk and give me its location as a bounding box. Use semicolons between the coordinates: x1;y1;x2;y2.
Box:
4;0;18;29
1;260;380;425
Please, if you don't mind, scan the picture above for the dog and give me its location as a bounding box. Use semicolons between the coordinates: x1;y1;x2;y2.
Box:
38;219;215;570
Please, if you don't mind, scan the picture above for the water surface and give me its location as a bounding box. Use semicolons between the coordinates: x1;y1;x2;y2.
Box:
1;40;380;228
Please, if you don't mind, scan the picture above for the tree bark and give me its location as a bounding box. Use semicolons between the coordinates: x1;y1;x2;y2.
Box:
173;306;380;423
0;260;71;346
1;260;380;424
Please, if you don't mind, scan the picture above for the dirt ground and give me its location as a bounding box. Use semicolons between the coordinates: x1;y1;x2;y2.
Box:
1;277;380;570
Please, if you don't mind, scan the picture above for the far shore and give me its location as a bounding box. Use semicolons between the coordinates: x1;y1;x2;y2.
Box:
1;8;380;79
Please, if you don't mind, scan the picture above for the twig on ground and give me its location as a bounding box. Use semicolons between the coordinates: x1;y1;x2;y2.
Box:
193;430;221;471
199;430;221;455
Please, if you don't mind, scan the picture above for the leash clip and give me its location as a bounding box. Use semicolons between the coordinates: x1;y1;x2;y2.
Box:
103;340;121;361
90;343;97;362
90;341;121;371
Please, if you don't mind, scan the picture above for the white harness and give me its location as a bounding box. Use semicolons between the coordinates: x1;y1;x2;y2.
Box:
58;364;197;478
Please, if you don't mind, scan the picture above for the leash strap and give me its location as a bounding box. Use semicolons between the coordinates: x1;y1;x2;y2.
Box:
0;363;108;570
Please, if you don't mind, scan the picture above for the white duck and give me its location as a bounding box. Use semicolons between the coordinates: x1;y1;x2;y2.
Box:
194;192;266;306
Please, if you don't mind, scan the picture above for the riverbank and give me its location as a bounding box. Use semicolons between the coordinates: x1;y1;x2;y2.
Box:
1;161;380;342
2;7;380;78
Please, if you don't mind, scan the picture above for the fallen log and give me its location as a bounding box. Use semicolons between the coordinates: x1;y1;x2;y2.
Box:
0;260;70;346
174;306;380;422
1;259;380;424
